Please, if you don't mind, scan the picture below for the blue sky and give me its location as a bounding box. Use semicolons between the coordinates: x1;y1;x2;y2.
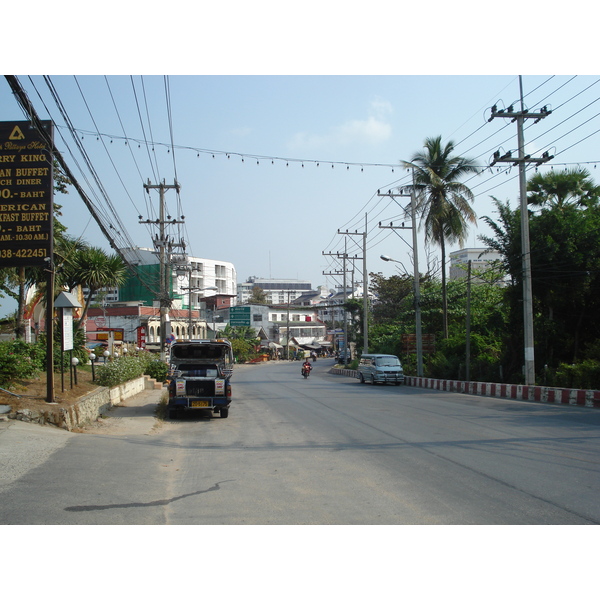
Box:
2;7;599;318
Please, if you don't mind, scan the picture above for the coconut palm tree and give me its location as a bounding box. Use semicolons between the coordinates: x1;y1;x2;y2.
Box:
403;136;478;338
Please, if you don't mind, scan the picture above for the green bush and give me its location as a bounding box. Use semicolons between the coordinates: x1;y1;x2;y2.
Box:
144;358;169;382
0;340;46;387
94;351;169;387
95;355;145;388
552;360;600;390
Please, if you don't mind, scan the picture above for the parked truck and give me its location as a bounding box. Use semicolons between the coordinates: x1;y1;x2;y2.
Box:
167;339;233;419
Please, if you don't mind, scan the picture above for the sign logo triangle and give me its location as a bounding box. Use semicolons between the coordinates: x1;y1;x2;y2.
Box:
9;125;26;140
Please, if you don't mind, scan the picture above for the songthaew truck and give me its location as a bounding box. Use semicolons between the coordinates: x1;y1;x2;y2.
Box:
167;339;234;419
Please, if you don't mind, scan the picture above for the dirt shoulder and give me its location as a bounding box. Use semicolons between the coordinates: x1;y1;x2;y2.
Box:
0;369;100;419
0;369;167;436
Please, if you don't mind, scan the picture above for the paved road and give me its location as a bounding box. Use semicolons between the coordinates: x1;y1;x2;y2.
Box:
1;359;599;524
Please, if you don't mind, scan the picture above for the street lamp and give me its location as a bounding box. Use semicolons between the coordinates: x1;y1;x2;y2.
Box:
71;356;79;387
183;285;218;340
381;254;423;377
89;353;96;381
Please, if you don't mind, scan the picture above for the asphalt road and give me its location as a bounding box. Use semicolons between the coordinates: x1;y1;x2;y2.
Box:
1;358;599;524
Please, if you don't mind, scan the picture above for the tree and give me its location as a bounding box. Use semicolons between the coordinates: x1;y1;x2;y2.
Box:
248;286;267;304
70;247;128;329
220;324;260;362
527;167;600;210
369;271;415;324
404;136;479;338
479;197;522;286
480;172;600;383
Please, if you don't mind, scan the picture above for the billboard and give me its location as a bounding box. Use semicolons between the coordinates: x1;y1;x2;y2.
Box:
0;120;53;267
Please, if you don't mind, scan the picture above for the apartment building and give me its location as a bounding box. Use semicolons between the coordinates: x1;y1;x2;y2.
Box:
237;277;313;305
449;248;504;283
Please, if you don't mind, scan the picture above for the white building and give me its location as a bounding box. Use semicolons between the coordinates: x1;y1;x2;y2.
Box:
120;247;237;309
237;277;313;305
449;248;504;283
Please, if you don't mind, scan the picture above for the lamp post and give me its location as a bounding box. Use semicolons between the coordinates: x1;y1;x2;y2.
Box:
182;285;218;340
381;254;423;377
71;357;79;387
89;353;96;381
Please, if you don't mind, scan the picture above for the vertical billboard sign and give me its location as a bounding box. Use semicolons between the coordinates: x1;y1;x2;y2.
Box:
0;120;53;267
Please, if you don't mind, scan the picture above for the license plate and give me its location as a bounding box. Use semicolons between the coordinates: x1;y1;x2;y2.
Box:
191;400;210;408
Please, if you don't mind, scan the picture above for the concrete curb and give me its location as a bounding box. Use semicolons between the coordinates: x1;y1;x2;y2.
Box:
329;368;600;409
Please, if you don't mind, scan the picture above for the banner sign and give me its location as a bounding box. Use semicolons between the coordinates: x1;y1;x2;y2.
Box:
0;120;53;267
62;308;74;351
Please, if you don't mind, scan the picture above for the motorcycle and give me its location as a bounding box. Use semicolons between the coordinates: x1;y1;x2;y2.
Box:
301;364;312;378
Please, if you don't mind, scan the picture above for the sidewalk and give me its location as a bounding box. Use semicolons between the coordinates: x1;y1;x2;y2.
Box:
0;386;165;491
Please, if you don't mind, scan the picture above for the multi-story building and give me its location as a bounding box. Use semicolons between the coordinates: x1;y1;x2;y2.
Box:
449;248;504;283
119;247;237;308
210;303;329;355
85;248;237;350
237;277;312;305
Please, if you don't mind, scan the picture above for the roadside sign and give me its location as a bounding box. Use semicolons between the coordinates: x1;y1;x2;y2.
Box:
0;120;53;267
230;306;251;326
62;309;73;351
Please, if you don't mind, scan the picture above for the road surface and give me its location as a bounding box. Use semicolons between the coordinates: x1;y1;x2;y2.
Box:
1;358;599;524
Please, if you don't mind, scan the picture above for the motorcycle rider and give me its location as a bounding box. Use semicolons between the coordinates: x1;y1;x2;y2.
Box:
301;359;312;377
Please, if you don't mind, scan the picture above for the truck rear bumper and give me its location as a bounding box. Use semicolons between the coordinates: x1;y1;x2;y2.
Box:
169;397;231;410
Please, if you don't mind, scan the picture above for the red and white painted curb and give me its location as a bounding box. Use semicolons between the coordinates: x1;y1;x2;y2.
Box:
330;368;600;409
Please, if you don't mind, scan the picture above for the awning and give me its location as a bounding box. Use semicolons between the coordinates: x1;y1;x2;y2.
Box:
302;343;321;350
268;342;283;349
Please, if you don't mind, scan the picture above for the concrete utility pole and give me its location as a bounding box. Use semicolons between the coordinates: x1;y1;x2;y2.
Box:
323;245;356;366
338;213;369;354
488;76;553;386
466;260;472;382
378;179;423;377
141;179;182;361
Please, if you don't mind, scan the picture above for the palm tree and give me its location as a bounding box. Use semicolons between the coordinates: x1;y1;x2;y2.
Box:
71;246;128;328
527;167;600;210
404;136;478;338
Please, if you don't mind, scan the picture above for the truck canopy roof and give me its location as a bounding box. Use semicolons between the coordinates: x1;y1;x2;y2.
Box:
171;341;231;360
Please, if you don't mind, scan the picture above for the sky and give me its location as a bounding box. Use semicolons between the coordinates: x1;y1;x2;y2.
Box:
1;5;599;324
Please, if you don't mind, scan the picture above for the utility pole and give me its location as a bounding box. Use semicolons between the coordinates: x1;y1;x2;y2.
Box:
338;213;369;354
466;260;472;382
141;179;182;361
378;178;423;377
322;245;355;366
488;76;553;385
